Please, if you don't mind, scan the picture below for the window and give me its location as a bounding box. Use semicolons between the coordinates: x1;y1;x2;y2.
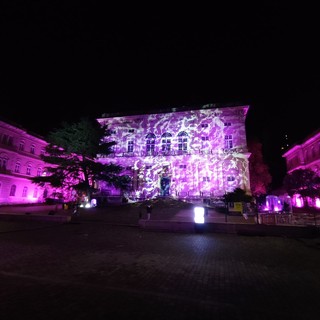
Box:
19;141;25;151
22;186;28;197
224;135;233;149
227;176;235;182
30;145;35;154
178;131;188;152
37;167;42;176
201;136;209;141
179;164;186;169
128;129;134;133
224;122;231;126
146;165;152;169
1;134;11;145
161;132;172;152
26;164;32;175
0;157;8;170
146;133;156;153
127;140;134;153
201;123;209;128
107;129;116;135
9;185;16;196
22;187;28;198
15;162;21;173
203;177;210;182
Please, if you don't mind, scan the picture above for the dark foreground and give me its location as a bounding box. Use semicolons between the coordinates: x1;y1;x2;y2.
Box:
0;210;320;320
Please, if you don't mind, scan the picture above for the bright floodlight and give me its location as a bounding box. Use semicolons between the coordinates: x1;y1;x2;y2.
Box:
194;206;205;224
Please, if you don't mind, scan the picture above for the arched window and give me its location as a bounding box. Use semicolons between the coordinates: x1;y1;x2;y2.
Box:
14;162;21;173
22;186;28;197
26;164;32;175
146;133;156;154
178;131;188;152
9;185;16;196
0;155;8;170
19;140;25;151
161;132;172;152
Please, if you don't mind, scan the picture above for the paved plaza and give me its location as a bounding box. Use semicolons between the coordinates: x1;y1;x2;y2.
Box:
0;205;320;319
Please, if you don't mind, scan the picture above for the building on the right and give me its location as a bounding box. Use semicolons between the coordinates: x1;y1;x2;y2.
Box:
282;129;320;208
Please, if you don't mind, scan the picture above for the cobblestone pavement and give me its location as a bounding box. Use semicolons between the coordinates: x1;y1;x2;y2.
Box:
0;209;320;320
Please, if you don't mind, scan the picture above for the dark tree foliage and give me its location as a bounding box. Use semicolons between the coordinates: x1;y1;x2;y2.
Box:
31;117;132;200
283;169;320;198
247;138;272;196
223;188;253;203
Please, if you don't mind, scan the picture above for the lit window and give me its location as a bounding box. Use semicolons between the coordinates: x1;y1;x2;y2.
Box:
146;133;156;153
178;131;188;152
161;132;172;152
224;135;233;149
127;140;134;153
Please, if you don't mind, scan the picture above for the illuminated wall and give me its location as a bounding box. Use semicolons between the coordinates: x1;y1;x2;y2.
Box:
96;104;251;199
0;119;57;205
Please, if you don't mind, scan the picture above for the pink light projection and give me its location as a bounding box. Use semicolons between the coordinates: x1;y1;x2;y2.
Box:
96;105;251;200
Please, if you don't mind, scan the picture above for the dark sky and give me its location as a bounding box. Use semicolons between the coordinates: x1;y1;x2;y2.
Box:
1;2;319;188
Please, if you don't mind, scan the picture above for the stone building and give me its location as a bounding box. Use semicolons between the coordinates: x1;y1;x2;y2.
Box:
282;129;320;174
0;118;55;205
282;129;320;208
96;104;251;200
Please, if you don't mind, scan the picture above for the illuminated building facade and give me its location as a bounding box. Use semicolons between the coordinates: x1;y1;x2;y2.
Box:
96;104;251;200
0;119;55;205
282;129;320;208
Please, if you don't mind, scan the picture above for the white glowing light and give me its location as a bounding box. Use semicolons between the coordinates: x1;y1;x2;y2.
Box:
194;206;205;224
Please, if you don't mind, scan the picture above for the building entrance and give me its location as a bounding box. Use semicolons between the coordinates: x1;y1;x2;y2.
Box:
160;177;170;196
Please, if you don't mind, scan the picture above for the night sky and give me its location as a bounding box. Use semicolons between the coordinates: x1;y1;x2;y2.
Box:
1;2;319;189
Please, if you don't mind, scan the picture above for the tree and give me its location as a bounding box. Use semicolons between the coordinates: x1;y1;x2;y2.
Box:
247;138;272;196
223;188;253;203
283;169;320;201
31;117;132;203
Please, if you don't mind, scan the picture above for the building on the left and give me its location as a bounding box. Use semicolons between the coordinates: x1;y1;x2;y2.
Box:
0;118;57;205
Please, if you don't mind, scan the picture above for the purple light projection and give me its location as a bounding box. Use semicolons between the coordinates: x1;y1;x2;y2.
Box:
96;105;251;200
